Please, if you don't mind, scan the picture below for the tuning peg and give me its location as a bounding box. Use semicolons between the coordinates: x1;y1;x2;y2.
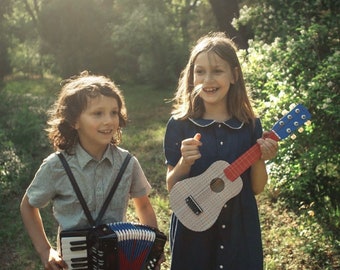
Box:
289;103;297;110
282;109;289;115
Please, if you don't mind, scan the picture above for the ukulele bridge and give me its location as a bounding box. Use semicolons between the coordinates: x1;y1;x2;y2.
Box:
185;195;203;215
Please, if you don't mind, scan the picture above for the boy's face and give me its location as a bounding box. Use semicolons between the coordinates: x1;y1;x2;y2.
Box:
74;94;119;159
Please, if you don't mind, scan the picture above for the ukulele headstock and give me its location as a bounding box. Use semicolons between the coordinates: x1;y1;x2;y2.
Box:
271;104;311;140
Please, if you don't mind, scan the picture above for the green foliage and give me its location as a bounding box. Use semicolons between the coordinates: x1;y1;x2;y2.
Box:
0;0;12;80
109;0;188;86
4;0;215;86
0;80;53;198
237;0;340;233
39;0;116;77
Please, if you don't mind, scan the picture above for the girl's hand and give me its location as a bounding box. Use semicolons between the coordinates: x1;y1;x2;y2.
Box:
257;133;278;161
180;133;202;166
41;247;68;270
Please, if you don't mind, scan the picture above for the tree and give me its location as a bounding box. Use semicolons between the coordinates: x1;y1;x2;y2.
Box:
0;0;12;81
208;0;249;48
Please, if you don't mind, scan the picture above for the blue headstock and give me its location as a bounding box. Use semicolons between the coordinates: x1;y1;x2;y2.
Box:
271;104;311;140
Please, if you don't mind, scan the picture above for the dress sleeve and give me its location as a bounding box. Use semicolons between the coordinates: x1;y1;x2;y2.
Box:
253;118;263;143
163;117;183;167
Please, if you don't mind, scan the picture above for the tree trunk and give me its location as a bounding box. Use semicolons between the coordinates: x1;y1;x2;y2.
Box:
208;0;248;49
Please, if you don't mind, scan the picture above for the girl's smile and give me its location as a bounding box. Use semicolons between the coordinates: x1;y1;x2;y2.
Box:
203;87;218;92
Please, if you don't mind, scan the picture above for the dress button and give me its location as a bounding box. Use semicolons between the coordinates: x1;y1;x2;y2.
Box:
218;124;222;128
221;224;226;229
223;204;227;208
219;265;224;269
220;245;224;249
220;141;223;145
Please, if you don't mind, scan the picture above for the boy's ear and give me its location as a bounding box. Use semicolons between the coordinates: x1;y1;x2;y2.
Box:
73;120;79;130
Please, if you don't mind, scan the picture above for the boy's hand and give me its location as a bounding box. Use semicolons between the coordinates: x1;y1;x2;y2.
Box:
41;248;68;270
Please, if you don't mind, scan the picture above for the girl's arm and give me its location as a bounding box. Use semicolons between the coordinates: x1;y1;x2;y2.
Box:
251;137;278;194
20;194;67;270
133;195;158;228
166;158;192;191
250;160;268;195
166;133;202;191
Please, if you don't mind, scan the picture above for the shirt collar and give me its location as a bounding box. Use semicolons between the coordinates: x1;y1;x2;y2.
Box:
75;143;114;169
188;117;244;129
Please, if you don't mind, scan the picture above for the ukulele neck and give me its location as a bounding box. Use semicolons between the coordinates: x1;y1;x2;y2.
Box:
224;131;279;181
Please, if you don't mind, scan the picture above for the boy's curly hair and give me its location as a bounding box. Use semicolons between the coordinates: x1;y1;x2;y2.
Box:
46;71;127;154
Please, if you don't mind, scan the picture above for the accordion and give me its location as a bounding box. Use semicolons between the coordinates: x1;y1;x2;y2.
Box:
60;222;167;270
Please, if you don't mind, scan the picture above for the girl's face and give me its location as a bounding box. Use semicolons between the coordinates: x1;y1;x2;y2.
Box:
74;95;120;159
193;51;236;110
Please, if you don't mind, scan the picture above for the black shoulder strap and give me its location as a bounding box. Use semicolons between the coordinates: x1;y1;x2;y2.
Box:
57;152;132;227
95;153;132;226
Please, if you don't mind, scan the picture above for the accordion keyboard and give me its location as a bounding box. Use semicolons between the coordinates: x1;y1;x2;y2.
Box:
60;231;89;270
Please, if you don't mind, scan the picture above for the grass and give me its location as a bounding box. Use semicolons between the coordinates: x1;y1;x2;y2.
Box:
1;79;339;269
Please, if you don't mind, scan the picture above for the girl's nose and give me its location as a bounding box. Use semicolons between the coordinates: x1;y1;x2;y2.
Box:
204;72;213;83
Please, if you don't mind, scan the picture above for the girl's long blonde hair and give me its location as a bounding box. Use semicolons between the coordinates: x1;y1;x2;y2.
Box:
172;32;256;124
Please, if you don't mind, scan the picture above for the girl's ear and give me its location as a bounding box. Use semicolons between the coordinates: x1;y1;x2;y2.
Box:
232;67;239;84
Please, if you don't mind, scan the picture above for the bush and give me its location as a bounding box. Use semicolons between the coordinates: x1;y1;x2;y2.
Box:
236;0;340;233
0;81;52;197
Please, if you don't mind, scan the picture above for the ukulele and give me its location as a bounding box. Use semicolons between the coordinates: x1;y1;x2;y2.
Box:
169;104;311;232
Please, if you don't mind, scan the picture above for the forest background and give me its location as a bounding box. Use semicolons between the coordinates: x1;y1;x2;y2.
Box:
0;0;339;269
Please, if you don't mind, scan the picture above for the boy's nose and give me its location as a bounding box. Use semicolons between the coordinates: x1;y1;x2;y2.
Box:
104;114;114;124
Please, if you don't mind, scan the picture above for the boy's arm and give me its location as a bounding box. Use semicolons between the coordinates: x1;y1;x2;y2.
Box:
20;194;67;269
133;195;158;228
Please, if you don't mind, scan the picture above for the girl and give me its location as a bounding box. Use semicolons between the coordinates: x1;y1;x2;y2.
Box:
164;32;278;269
21;71;162;270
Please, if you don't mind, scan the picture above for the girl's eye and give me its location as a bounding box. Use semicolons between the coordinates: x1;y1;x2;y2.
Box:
111;111;119;116
194;69;204;75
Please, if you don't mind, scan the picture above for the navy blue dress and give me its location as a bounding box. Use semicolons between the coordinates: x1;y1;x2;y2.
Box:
164;117;264;270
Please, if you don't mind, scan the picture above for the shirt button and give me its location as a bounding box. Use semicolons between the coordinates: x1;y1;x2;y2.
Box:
219;265;224;269
220;141;223;145
221;224;226;229
220;245;224;249
218;124;222;128
223;204;227;208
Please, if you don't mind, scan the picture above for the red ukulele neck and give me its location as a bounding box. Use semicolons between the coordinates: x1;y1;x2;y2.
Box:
224;131;279;181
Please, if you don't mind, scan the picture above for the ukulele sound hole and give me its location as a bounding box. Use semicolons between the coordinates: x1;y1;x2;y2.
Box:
210;178;225;193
